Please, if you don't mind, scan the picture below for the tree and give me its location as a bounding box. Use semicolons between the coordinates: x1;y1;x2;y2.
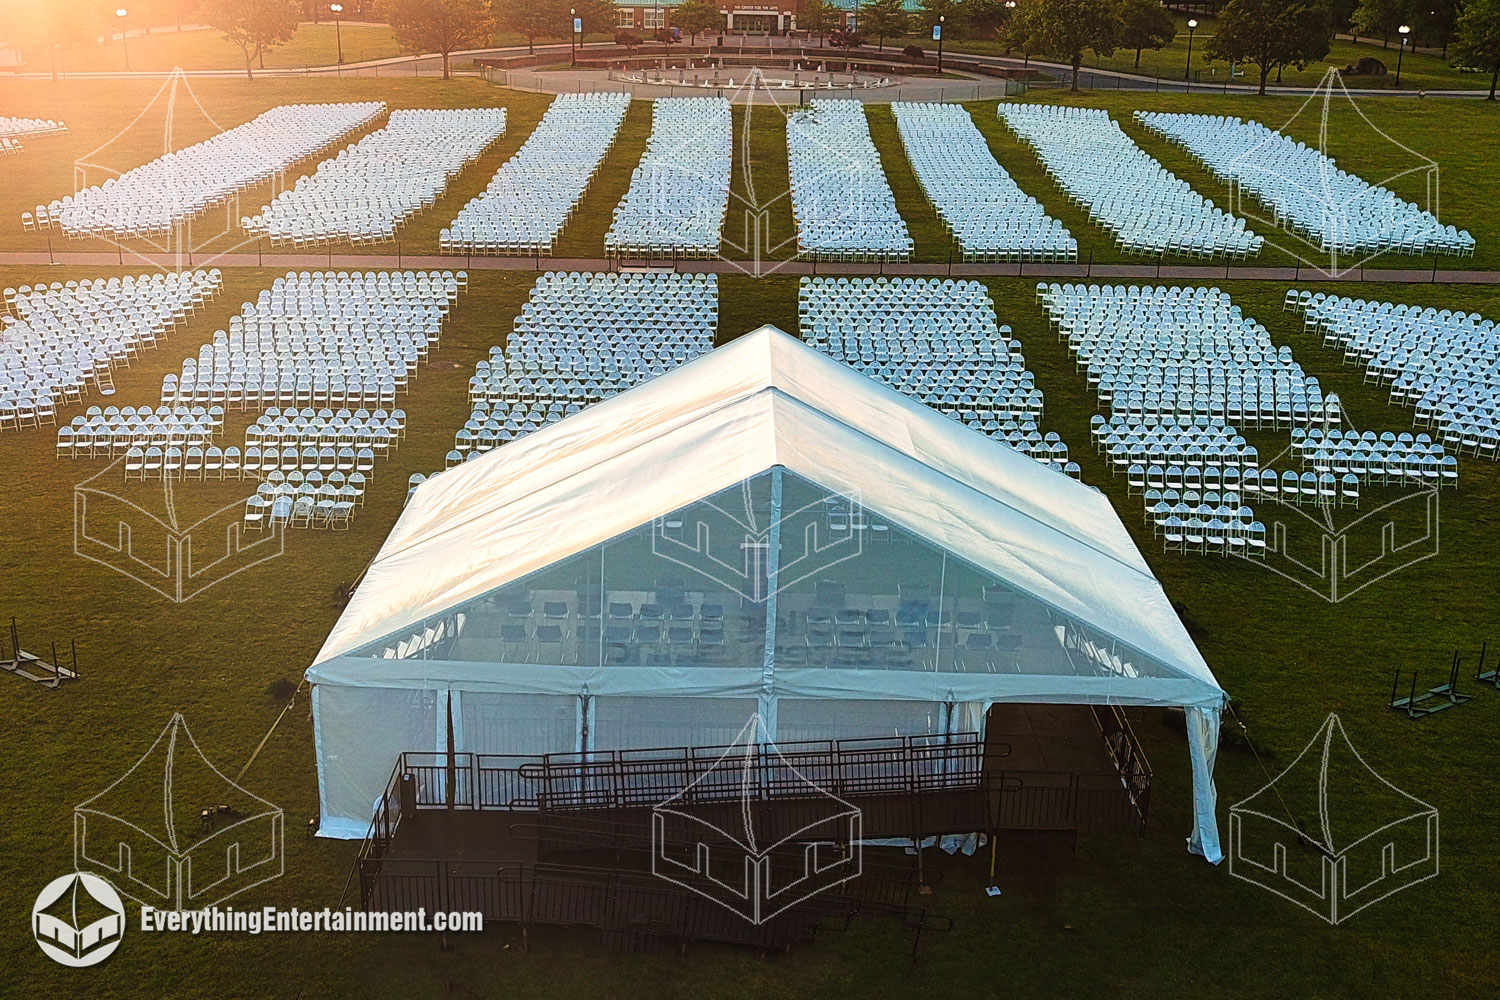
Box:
862;0;909;50
1350;0;1409;47
201;0;299;80
800;0;841;46
387;0;495;78
829;27;866;48
1204;0;1332;94
967;0;1017;42
0;0;98;79
917;0;970;42
674;0;723;43
1451;0;1500;99
494;0;554;54
1117;0;1174;68
570;0;619;39
1006;0;1121;91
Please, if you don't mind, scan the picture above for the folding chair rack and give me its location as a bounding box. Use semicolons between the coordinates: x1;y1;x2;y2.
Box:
1390;653;1471;719
0;618;80;689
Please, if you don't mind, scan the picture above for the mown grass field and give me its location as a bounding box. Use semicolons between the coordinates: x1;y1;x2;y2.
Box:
0;66;1498;1000
44;23;405;75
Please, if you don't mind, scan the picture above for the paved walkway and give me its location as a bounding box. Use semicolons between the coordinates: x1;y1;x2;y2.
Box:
4;248;1494;285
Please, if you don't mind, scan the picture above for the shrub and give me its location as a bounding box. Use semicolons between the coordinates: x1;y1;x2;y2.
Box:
903;44;925;59
266;678;297;703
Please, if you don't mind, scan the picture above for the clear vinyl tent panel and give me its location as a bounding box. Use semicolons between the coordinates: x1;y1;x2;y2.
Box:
313;467;1189;834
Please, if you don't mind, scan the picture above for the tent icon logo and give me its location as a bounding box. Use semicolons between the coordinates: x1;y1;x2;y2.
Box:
1228;713;1438;924
651;479;864;603
73;713;285;911
32;872;126;967
651;715;863;924
74;461;286;603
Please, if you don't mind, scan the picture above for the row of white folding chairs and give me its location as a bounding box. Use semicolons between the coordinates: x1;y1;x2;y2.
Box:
606;98;730;255
162;377;405;407
245;494;355;531
0;394;58;430
787;101;911;259
0;115;66;139
892;102;1075;260
1132;465;1368;504
1138;113;1474;257
445;93;630;254
999;104;1261;259
246;108;507;246
2;270;219;411
48;103;383;236
1158;516;1268;556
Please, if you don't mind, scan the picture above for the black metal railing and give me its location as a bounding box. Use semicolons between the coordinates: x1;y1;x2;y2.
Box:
360;722;1152;863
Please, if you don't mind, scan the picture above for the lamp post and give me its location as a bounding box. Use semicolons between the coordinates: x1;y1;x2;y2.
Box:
331;4;344;65
1395;24;1410;87
570;7;577;67
116;8;130;71
936;15;945;74
1003;1;1016;56
1184;19;1197;81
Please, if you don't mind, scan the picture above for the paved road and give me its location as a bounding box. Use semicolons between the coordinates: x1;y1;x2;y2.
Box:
3;248;1494;285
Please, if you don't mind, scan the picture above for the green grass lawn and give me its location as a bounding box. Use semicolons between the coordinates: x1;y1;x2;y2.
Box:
47;23;405;75
3;264;1499;998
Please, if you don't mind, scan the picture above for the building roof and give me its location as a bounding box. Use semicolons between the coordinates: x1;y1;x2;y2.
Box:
312;326;1223;707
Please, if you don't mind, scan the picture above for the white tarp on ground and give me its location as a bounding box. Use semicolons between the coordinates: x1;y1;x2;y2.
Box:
307;326;1227;860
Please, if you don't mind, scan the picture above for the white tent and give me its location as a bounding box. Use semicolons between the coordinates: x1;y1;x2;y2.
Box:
307;326;1227;860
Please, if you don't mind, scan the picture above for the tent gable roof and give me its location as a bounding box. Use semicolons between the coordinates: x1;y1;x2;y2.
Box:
314;327;1220;697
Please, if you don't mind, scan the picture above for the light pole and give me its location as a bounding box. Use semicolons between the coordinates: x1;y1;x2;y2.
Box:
1004;1;1016;56
1184;19;1197;81
331;4;344;65
570;7;577;67
936;15;945;75
116;8;130;71
1395;24;1410;87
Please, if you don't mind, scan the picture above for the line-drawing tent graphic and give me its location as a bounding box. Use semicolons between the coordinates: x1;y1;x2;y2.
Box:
70;69;253;261
1223;68;1442;277
1229;713;1438;924
651;480;864;603
652;715;862;924
74;713;284;910
1233;430;1439;603
73;459;286;603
